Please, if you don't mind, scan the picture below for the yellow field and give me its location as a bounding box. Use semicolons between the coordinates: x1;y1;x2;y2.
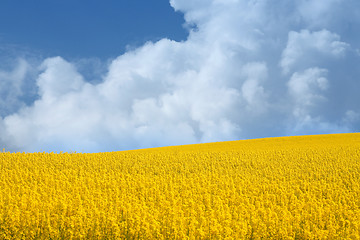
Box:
0;133;359;239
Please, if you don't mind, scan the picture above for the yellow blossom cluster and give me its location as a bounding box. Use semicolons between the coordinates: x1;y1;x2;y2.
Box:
0;133;359;239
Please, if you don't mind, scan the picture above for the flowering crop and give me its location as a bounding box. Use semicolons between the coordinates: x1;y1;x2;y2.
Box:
0;133;359;239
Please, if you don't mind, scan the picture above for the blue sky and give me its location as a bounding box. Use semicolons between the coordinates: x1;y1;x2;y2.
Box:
1;0;360;153
0;0;186;59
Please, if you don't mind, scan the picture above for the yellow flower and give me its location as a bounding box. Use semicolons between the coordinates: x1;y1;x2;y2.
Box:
0;133;359;239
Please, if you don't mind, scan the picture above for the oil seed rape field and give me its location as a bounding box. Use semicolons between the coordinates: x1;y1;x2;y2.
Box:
0;133;360;239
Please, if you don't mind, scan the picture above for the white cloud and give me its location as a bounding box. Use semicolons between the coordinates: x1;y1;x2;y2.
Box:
1;0;360;152
0;59;29;116
240;62;268;112
296;0;344;27
287;68;328;119
37;57;86;100
280;29;349;74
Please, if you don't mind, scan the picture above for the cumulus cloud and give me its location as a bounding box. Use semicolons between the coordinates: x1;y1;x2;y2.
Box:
1;0;360;152
0;59;29;116
280;29;349;74
288;68;329;115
